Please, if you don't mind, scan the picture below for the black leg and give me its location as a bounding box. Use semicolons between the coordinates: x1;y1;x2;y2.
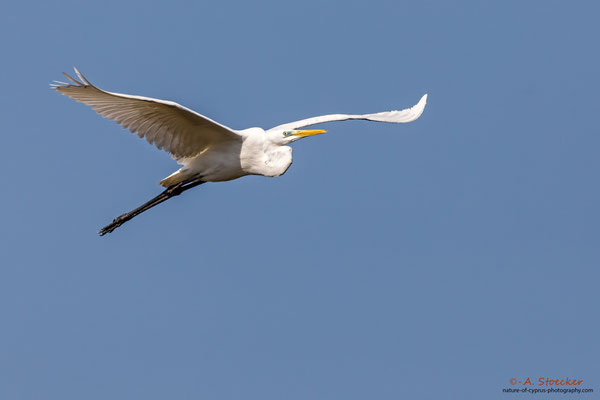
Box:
98;178;205;236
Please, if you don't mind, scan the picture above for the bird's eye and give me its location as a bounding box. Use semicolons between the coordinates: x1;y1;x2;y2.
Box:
283;131;292;137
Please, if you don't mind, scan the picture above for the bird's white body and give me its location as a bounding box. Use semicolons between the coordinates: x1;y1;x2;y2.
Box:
163;127;293;185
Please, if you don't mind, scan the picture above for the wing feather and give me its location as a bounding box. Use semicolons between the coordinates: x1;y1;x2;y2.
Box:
268;94;427;132
53;67;241;158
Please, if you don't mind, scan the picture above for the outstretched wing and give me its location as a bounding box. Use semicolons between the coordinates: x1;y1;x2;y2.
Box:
52;67;241;158
268;94;427;132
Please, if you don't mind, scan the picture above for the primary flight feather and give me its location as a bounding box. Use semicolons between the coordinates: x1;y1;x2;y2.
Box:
52;67;428;235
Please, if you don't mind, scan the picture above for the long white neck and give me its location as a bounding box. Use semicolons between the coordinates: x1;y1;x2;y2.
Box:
239;128;293;177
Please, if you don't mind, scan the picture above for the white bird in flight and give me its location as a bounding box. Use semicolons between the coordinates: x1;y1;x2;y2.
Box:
52;67;428;235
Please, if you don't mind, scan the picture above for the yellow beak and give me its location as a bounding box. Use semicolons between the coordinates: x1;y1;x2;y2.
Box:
292;129;327;138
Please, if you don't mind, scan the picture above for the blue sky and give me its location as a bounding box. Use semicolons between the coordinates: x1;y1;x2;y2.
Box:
1;0;598;399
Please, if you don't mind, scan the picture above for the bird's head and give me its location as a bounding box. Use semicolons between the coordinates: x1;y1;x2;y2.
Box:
271;129;327;145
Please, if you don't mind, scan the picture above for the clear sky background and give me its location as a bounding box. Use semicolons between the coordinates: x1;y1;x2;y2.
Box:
1;1;598;399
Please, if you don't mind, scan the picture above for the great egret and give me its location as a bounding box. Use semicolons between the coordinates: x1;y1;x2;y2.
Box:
52;68;428;235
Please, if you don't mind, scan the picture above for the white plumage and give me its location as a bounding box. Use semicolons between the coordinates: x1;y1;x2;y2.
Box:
52;67;427;234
